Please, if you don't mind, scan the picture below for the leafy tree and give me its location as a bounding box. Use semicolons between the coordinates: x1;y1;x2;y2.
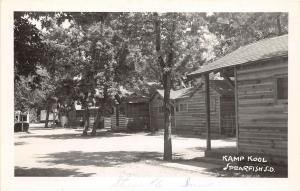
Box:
206;12;288;56
14;12;46;85
14;12;48;116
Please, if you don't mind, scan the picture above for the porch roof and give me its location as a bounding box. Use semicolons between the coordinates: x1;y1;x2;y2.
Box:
188;34;288;78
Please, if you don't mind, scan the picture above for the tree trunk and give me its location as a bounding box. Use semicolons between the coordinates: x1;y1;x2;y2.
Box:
44;104;50;128
163;73;172;160
91;112;100;136
276;13;282;36
154;12;176;161
82;107;90;136
91;87;108;136
52;109;57;128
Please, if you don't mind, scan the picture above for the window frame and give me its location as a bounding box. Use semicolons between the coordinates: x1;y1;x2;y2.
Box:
274;74;288;104
178;102;188;112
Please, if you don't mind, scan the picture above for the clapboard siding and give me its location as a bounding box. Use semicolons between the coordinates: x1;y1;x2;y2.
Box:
237;57;288;163
111;112;127;130
174;87;221;135
150;84;235;136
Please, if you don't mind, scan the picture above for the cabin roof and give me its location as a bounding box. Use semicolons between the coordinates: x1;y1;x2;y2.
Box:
210;80;234;96
126;93;149;103
156;87;195;100
188;34;288;77
155;80;233;100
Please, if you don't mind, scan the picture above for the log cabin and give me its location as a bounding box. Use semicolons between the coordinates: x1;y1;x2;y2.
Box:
68;107;100;127
188;34;288;165
67;101;111;129
150;81;235;136
111;93;149;131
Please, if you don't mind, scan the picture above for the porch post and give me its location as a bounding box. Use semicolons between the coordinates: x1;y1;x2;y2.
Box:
234;67;239;154
204;73;211;151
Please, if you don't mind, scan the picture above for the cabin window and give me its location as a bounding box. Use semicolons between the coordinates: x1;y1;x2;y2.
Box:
276;76;288;100
21;115;27;122
120;105;126;115
175;104;179;112
179;103;188;112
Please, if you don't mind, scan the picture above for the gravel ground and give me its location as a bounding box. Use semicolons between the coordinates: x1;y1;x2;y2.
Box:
15;124;236;177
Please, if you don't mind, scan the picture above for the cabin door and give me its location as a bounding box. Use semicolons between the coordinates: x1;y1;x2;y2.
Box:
221;114;235;136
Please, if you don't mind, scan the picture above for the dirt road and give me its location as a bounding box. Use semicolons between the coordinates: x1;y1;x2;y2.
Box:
15;125;235;177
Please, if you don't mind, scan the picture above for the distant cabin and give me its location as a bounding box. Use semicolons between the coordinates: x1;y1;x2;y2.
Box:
68;107;98;127
150;80;235;136
40;109;58;122
111;93;149;131
68;107;111;129
14;110;30;132
188;34;288;164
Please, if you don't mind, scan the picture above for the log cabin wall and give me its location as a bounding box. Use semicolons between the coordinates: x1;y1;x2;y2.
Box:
111;102;149;131
111;104;127;131
237;57;288;164
68;110;78;126
126;102;149;130
173;87;221;136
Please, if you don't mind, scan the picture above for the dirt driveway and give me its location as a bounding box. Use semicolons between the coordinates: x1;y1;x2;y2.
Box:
14;125;236;177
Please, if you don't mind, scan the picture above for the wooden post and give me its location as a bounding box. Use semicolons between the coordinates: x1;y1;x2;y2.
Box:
234;67;239;154
21;114;24;132
148;102;151;131
116;104;119;128
204;73;211;151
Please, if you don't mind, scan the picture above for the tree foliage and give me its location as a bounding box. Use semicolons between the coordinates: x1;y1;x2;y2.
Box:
207;12;288;56
14;12;46;86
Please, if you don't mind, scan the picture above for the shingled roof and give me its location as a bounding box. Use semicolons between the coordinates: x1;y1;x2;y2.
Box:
210;80;234;96
188;34;288;78
156;87;195;100
155;80;233;100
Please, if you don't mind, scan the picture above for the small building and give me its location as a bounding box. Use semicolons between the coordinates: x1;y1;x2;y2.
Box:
67;107;99;127
111;93;149;131
150;80;235;136
40;109;58;123
188;35;288;165
14;110;29;132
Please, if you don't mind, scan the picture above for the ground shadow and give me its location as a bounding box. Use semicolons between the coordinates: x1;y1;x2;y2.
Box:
145;131;236;141
18;131;130;140
38;151;181;167
174;134;236;140
15;166;95;177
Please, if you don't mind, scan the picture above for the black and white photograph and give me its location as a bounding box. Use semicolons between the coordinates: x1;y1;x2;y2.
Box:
12;11;288;177
1;0;300;190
